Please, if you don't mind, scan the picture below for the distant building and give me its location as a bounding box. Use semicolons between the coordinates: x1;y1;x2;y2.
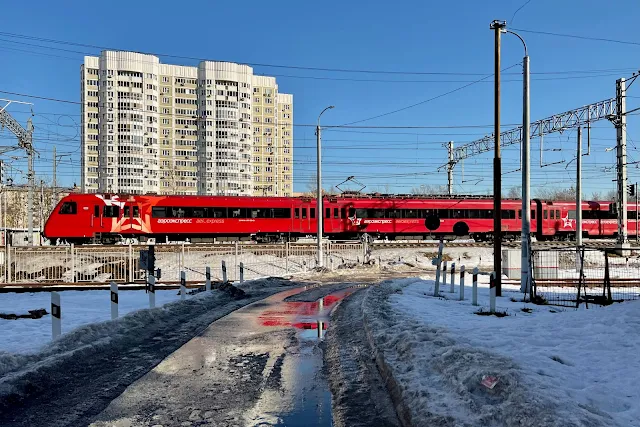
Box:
81;51;293;197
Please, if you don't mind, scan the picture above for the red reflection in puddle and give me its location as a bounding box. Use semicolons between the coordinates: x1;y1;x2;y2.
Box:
258;289;352;330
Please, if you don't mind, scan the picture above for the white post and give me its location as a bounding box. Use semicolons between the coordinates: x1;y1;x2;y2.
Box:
110;282;118;320
234;240;239;281
319;297;324;311
490;272;497;313
180;270;186;300
285;242;289;274
51;291;61;339
205;266;211;291
222;260;227;283
459;265;465;301
450;262;456;293
434;240;444;295
148;274;156;309
442;260;448;290
239;262;244;283
472;267;479;306
128;243;133;283
70;243;75;283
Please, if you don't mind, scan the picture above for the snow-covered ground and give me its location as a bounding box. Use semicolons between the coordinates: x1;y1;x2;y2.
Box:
367;274;640;426
0;289;191;354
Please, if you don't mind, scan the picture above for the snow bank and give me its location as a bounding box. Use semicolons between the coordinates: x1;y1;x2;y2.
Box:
0;278;294;401
0;289;189;354
363;277;635;426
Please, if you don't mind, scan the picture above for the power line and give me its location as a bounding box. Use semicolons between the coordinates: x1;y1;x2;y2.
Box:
335;63;522;127
511;27;640;47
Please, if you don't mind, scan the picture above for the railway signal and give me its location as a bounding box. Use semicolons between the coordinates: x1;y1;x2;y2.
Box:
627;184;635;197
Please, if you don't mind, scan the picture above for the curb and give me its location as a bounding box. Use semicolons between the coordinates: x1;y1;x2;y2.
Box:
361;287;413;427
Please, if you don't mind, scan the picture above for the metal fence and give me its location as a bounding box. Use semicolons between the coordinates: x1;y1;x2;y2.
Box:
532;247;640;307
2;242;365;284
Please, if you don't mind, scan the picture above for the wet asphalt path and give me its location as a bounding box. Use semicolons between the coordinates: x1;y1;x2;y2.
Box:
89;286;355;427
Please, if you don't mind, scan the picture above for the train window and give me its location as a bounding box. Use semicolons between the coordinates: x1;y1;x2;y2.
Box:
518;210;522;219
192;208;206;218
152;207;167;218
348;207;355;217
568;210;576;219
59;201;77;215
94;205;100;217
302;208;307;219
295;208;300;219
210;207;226;218
501;210;515;219
273;208;290;219
367;209;384;218
170;207;186;218
543;210;548;219
356;209;368;217
549;210;554;219
334;208;339;219
531;209;536;220
404;210;418;218
556;210;561;219
124;206;141;217
310;208;316;219
628;211;637;220
326;208;331;218
451;210;466;219
342;208;347;219
104;205;119;218
230;208;247;218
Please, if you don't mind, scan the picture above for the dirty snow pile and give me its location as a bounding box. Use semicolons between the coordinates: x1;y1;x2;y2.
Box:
0;289;190;354
364;276;640;427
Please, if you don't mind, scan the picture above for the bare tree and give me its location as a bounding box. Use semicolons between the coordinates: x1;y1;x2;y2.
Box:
506;186;521;199
411;184;448;195
534;186;576;201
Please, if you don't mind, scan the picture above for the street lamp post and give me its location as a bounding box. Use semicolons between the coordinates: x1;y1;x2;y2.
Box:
317;106;334;268
505;28;531;295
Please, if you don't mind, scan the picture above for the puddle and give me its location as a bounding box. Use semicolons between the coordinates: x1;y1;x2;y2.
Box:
246;287;355;426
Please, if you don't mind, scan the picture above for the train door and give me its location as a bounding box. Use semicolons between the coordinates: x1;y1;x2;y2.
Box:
93;204;104;233
533;199;544;240
324;199;339;234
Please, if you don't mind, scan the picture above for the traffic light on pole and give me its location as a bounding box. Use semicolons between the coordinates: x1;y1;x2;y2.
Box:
628;184;636;197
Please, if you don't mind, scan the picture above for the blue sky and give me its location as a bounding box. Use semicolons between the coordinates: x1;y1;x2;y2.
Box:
0;0;639;197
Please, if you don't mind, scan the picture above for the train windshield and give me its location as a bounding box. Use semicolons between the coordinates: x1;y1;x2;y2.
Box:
59;201;77;215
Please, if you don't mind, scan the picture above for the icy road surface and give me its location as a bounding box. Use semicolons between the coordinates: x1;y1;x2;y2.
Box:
89;285;356;426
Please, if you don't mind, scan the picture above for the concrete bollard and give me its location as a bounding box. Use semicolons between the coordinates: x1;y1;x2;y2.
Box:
222;260;228;283
490;272;496;313
110;282;119;320
459;266;465;301
450;263;456;293
434;240;444;296
442;260;448;291
148;274;156;308
180;271;186;301
51;292;61;339
239;262;244;283
317;320;325;339
205;266;211;291
472;267;479;306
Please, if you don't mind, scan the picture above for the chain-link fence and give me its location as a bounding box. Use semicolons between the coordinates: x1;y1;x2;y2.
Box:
532;247;640;307
2;242;366;284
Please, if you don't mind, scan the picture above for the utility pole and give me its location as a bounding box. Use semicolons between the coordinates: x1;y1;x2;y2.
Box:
519;48;531;295
317;106;335;268
576;127;582;271
52;145;56;191
490;20;506;296
614;78;629;254
447;141;454;195
27;132;34;246
40;180;44;245
636;182;638;243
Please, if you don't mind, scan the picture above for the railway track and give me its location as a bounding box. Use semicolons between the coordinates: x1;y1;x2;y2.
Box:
8;239;621;252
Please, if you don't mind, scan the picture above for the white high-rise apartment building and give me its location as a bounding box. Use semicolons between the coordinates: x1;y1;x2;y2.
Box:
81;51;293;196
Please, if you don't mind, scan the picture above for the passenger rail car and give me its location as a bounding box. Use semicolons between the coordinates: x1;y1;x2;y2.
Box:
42;193;636;244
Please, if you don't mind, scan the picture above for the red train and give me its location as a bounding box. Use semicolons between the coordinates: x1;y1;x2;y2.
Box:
43;193;637;244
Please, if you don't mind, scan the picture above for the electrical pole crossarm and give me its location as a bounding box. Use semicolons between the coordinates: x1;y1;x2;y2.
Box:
452;98;616;163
